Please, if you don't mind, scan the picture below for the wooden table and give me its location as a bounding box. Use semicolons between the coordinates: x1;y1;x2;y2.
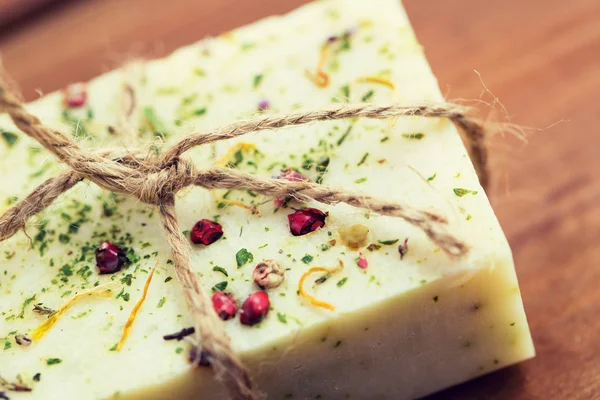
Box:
1;0;598;398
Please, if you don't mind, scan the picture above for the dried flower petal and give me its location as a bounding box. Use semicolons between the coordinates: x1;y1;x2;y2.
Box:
398;238;409;259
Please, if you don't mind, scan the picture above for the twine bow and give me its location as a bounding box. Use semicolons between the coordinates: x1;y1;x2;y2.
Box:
0;76;488;399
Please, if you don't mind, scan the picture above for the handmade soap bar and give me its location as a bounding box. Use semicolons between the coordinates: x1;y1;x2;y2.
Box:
0;0;534;399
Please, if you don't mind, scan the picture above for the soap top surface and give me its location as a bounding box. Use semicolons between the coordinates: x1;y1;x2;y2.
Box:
0;0;510;397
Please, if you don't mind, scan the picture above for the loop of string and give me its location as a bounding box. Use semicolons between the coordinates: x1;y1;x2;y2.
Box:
0;75;489;399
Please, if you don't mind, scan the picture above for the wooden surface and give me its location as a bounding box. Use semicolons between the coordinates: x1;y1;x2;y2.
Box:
1;0;599;398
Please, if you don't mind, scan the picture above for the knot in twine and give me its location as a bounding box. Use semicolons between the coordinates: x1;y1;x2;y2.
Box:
0;75;491;400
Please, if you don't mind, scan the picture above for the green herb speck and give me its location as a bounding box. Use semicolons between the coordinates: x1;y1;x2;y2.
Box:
212;266;229;277
453;188;478;197
120;274;133;286
143;107;168;138
46;358;62;365
1;131;18;147
157;297;166;308
402;133;425;140
253;74;264;89
301;254;313;264
277;312;287;324
336;277;348;287
354;177;367;184
361;90;374;102
378;239;399;245
236;248;254;268
212;281;228;292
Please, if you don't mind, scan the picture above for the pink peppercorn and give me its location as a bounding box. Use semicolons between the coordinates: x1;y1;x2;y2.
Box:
190;219;223;245
279;168;308;182
357;252;368;269
211;292;238;321
63;83;87;108
240;291;270;326
95;241;125;274
258;99;270;111
287;208;327;236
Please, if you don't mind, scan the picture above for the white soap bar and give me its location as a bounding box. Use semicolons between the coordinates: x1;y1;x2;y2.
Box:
0;0;534;399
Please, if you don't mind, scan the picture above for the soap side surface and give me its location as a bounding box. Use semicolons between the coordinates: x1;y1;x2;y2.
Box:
0;0;533;399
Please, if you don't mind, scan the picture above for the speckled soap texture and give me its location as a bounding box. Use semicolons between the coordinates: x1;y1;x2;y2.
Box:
0;0;533;399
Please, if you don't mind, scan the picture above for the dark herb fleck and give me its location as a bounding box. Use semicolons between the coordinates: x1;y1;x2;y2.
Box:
367;243;381;251
314;273;331;285
378;239;399;245
337;125;353;146
1;131;18;147
336;277;348;287
33;303;56;317
357;152;369;166
46;358;62;365
163;327;195;341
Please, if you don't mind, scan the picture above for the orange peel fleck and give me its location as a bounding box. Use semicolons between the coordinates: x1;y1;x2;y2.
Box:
355;76;396;90
116;263;157;351
298;260;344;311
213;142;260;214
215;142;257;167
31;282;114;341
306;43;333;88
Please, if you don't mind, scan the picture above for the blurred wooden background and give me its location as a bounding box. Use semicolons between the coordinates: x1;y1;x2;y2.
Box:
1;0;599;398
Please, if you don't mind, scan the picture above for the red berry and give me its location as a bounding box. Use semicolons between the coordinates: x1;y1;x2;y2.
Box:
211;292;238;321
95;241;125;274
287;208;327;236
63;83;87;108
240;291;270;326
190;219;223;245
274;169;309;210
